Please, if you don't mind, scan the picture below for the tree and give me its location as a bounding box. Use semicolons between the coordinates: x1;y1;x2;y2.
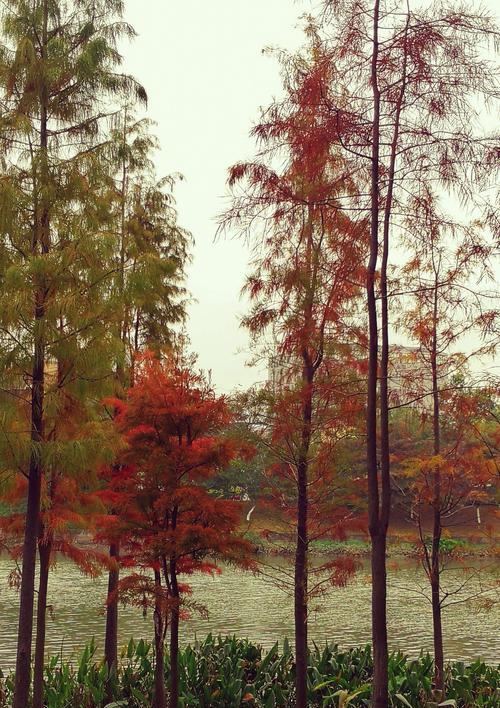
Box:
316;2;499;702
100;353;253;708
223;37;366;707
0;382;113;707
102;108;190;685
107;108;189;369
392;199;498;695
0;1;145;704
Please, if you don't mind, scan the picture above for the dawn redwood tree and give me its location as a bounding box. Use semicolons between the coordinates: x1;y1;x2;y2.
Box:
0;460;110;703
102;108;190;684
237;369;365;595
223;39;366;707
0;1;145;704
0;379;113;708
392;194;498;695
108;108;190;367
318;2;499;702
100;353;252;708
395;388;497;692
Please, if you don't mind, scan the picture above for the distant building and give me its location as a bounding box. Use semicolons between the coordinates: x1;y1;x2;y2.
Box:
387;345;454;411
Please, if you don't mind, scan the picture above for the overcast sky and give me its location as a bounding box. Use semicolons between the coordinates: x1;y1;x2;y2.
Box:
122;0;498;393
120;1;315;392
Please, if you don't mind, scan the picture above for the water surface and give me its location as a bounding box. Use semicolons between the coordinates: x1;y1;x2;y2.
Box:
0;555;498;671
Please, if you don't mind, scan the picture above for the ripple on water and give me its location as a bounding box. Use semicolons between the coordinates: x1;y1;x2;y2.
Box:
0;556;498;671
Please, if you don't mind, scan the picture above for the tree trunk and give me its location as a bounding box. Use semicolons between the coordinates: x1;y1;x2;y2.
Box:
294;465;308;708
13;418;44;708
431;532;444;695
169;560;180;708
367;2;391;705
153;569;166;708
104;540;120;701
371;532;389;707
13;4;50;704
430;280;444;695
32;535;52;708
294;359;313;708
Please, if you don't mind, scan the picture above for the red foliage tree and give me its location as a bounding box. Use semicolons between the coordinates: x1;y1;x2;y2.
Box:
0;370;112;707
223;37;366;707
390;201;498;694
313;2;499;702
0;459;109;705
99;353;253;708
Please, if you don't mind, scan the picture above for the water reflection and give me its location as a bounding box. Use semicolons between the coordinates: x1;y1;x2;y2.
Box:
0;555;498;671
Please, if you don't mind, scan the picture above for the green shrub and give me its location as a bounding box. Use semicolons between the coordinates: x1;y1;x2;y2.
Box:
0;635;497;707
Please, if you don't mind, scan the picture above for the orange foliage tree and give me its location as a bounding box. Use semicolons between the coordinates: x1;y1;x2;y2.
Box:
223;37;366;707
99;353;253;708
390;198;498;693
311;2;499;702
0;375;112;706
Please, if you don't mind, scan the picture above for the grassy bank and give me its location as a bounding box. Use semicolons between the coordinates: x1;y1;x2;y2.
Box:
0;635;497;707
245;532;497;560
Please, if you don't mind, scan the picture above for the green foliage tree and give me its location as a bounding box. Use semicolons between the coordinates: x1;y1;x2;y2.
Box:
0;1;146;704
102;107;190;683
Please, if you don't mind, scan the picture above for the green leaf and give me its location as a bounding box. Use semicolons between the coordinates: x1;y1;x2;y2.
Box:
313;677;338;691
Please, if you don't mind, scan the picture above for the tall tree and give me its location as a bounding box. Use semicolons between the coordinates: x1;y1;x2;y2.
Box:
0;1;145;704
0;381;113;708
393;195;498;696
319;2;499;702
223;38;366;707
102;108;190;684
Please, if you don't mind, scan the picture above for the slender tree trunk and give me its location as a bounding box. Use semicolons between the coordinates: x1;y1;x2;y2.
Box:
371;532;388;707
294;459;308;708
169;559;180;708
367;2;392;705
32;534;52;708
153;569;166;708
367;2;389;705
430;280;444;695
13;350;44;708
431;526;444;695
104;540;120;700
13;6;49;704
295;359;313;708
103;111;129;681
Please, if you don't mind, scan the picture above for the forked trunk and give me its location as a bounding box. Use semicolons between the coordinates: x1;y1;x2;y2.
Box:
32;535;53;708
367;2;392;704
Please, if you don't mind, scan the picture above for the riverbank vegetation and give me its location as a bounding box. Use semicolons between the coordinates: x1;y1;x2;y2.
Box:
1;635;498;708
0;0;498;707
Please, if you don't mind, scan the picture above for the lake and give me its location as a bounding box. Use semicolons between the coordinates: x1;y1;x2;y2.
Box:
0;555;498;671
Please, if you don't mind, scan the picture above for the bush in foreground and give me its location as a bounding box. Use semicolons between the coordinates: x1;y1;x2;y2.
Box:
0;635;497;707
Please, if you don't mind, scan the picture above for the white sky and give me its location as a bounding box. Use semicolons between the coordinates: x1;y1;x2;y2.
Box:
121;0;314;392
122;0;498;393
